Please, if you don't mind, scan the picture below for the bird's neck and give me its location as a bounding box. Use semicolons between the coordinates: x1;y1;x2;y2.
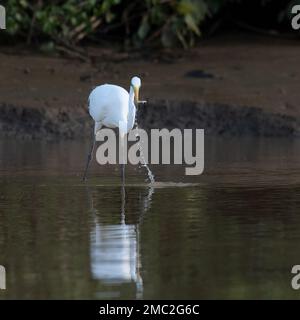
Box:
127;86;137;131
129;85;135;103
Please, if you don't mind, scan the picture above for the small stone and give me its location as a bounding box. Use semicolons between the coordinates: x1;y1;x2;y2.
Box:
23;67;30;74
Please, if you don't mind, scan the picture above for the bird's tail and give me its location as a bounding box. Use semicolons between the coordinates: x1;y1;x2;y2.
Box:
94;122;102;135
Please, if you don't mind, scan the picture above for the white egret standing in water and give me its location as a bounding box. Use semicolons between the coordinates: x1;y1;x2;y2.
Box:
83;76;143;182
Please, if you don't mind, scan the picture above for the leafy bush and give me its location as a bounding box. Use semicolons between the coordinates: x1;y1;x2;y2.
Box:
136;0;211;48
5;0;121;45
2;0;296;49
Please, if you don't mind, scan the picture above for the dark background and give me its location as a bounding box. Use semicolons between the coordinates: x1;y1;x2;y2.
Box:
1;0;298;50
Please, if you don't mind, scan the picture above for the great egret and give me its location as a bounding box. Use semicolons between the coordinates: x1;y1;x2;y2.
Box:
82;76;143;181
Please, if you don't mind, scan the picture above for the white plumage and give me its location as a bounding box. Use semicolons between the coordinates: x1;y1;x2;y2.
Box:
89;84;129;133
88;76;141;136
82;76;142;181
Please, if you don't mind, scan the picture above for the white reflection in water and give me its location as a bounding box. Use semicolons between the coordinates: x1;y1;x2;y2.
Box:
91;223;137;283
88;184;154;299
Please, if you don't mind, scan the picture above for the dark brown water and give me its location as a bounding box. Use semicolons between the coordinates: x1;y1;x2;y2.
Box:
0;137;300;299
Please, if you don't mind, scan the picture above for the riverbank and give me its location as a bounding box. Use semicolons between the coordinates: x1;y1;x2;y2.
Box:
1;35;299;139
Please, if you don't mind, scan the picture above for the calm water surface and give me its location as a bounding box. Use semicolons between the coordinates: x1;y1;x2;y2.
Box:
0;137;299;299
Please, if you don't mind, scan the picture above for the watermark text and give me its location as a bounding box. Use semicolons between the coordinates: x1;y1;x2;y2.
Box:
292;5;300;30
0;265;5;290
0;5;5;30
95;128;204;175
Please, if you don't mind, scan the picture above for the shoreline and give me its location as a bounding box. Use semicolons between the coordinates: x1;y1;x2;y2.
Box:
1;100;299;139
1;36;299;139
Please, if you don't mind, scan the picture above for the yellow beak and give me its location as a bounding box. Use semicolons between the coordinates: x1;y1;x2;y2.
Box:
134;86;139;105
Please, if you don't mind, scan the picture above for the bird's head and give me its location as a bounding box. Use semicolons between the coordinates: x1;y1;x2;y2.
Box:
131;76;141;106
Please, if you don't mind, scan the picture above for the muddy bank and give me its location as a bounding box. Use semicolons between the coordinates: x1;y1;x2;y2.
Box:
0;100;299;139
138;100;300;137
1;35;300;139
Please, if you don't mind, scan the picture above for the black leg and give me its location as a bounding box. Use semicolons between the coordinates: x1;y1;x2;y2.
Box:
121;182;126;219
82;134;96;182
120;164;125;185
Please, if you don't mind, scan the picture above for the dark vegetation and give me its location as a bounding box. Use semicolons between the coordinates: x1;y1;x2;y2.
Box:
2;0;298;52
1;1;299;139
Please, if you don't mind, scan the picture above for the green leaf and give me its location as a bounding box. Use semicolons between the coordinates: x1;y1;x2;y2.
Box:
138;16;150;40
184;14;200;36
175;28;188;49
19;0;28;8
177;0;195;15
